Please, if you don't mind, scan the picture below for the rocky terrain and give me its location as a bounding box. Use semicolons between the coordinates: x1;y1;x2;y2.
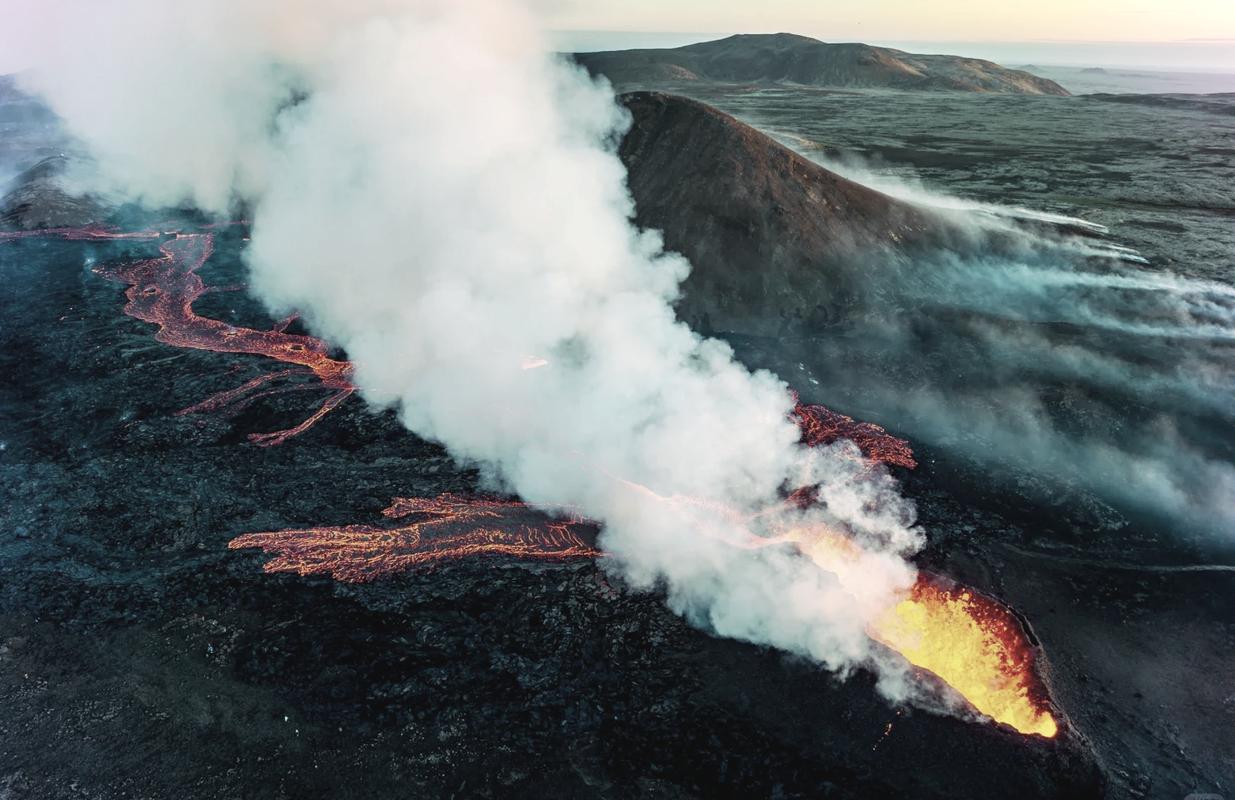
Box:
1;76;95;231
0;74;66;172
2;82;1233;799
1086;91;1235;116
574;34;1070;96
0;226;1107;799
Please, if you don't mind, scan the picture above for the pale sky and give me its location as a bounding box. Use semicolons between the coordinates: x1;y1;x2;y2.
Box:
3;2;1233;75
543;0;1235;43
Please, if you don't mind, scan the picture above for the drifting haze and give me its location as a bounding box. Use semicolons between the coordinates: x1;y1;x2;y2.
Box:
2;1;925;693
782;152;1235;538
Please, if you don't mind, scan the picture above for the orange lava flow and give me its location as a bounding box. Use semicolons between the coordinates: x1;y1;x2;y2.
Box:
0;224;163;243
228;493;600;583
781;522;1056;737
2;226;356;445
793;401;917;470
231;491;1057;737
92;233;355;445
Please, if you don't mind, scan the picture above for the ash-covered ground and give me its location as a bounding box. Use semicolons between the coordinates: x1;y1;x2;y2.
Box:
1;86;1234;799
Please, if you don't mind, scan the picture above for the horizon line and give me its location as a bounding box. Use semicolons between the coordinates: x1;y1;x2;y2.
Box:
550;30;1235;46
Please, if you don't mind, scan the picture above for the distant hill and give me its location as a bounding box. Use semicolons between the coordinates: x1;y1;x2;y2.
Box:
619;92;947;335
575;33;1070;96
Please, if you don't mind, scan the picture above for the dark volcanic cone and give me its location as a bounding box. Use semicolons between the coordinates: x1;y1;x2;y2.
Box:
620;91;940;335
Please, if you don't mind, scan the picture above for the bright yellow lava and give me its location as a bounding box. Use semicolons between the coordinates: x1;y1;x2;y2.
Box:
783;524;1057;738
868;586;1058;738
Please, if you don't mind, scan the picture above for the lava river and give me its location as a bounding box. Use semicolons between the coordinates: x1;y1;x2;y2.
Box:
2;226;354;445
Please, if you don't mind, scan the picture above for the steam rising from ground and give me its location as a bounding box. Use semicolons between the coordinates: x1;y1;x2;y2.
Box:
784;151;1235;536
3;2;923;689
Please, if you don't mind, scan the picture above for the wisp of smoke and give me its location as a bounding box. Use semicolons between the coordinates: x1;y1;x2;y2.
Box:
769;148;1235;536
3;2;924;692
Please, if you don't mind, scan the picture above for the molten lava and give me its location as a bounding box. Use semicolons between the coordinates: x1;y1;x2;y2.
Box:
93;233;355;445
869;580;1058;738
228;493;599;582
0;224;162;243
793;401;917;470
2;226;356;445
6;227;905;453
780;522;1056;737
231;492;1057;737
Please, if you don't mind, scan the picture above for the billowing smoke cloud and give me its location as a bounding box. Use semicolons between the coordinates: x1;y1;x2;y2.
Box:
3;2;924;691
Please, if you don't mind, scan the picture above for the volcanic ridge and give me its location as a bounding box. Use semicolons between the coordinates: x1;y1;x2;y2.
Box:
619;91;940;335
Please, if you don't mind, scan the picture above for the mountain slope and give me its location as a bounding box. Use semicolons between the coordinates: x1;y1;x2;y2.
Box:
619;92;943;335
577;34;1069;96
1;155;105;230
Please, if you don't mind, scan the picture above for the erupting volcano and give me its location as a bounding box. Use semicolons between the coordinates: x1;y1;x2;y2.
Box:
231;485;1057;738
869;581;1058;738
5;224;1055;739
769;514;1057;737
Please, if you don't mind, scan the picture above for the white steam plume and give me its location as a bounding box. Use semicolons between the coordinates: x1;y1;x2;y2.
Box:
5;2;923;690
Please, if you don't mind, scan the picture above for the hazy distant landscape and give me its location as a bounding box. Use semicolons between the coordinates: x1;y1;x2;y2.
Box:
559;32;1235;93
572;34;1071;94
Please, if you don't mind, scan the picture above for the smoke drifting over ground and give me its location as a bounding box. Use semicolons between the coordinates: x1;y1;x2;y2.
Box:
785;153;1235;537
3;2;924;691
